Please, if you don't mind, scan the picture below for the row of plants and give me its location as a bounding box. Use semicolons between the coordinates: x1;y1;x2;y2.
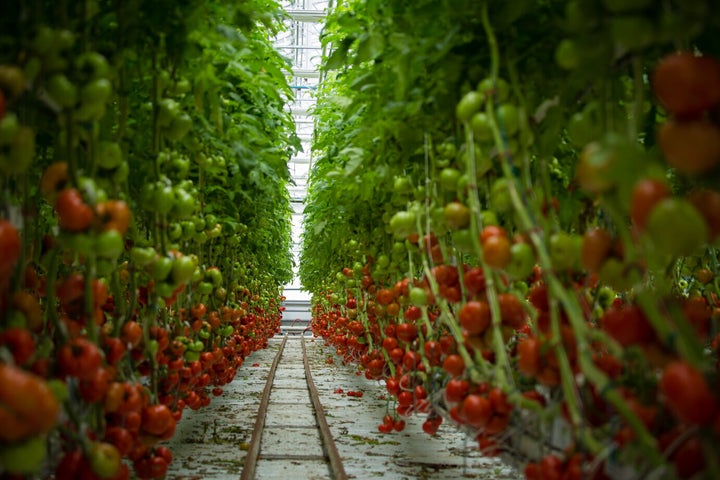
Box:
1;1;297;478
301;0;720;478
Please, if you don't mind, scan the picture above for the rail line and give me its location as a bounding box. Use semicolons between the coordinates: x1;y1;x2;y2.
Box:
240;334;348;480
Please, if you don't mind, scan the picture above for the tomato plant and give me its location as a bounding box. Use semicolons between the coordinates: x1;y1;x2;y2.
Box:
0;0;299;476
302;1;720;478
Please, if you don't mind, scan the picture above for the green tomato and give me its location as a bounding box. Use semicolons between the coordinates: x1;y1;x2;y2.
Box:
196;281;214;295
184;350;200;362
75;51;110;81
576;133;643;195
157;98;180;127
477;77;509;103
154;281;175;298
205;268;223;287
0;65;25;97
95;230;124;259
167;222;183;241
376;254;390;268
0;435;47;474
55;29;75;51
555;39;580;70
490;178;513;214
567;102;603;147
171;188;196;219
451;228;475;254
598;258;639;291
181;221;196;239
206;224;222;238
165;112;193;142
171;255;196;285
97;141;123;170
89;442;121;479
2;126;35;175
149;256;174;282
96;258;115;277
393;176;413;194
112;161;129;183
456;91;485;123
147;339;159;355
169;155;190;179
438;167;462;191
389;210;416;238
62;232;94;254
80;78;112;105
507;242;535;279
191;266;203;282
549;232;582;271
130;247;156;267
408;286;428;306
437;141;458;160
152;185;175;215
496;103;520;137
4;310;26;329
469;112;494;142
0;112;20;145
46;73;78;108
646;199;708;257
480;210;499;227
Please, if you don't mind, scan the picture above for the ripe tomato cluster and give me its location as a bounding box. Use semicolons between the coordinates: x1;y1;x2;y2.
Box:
0;1;296;478
307;21;720;478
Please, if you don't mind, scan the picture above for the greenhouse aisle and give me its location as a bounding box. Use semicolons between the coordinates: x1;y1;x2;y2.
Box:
164;334;520;480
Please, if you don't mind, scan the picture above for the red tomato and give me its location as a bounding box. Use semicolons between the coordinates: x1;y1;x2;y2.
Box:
141;404;175;436
0;219;21;287
658;119;720;174
652;52;720;118
498;293;526;328
600;303;655;346
395;322;418;343
463;267;486;296
459;300;491;335
55;188;94;232
482;234;512;269
460;394;491;428
0;327;36;365
423;340;442;366
660;361;718;424
517;337;541;376
581;227;613;272
57;338;103;380
688;188;720;239
444;378;470;404
442;354;465;377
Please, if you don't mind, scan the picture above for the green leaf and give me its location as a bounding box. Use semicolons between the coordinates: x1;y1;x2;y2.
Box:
342;147;365;177
355;30;385;64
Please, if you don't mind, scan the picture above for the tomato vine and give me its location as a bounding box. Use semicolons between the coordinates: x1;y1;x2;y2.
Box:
304;1;720;479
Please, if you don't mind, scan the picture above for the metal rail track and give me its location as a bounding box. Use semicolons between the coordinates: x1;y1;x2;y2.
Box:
240;335;348;480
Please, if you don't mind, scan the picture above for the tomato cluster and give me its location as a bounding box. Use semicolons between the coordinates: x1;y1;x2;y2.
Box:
304;0;720;478
0;0;296;478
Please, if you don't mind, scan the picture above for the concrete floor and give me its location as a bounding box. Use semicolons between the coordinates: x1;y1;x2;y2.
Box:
163;335;521;480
